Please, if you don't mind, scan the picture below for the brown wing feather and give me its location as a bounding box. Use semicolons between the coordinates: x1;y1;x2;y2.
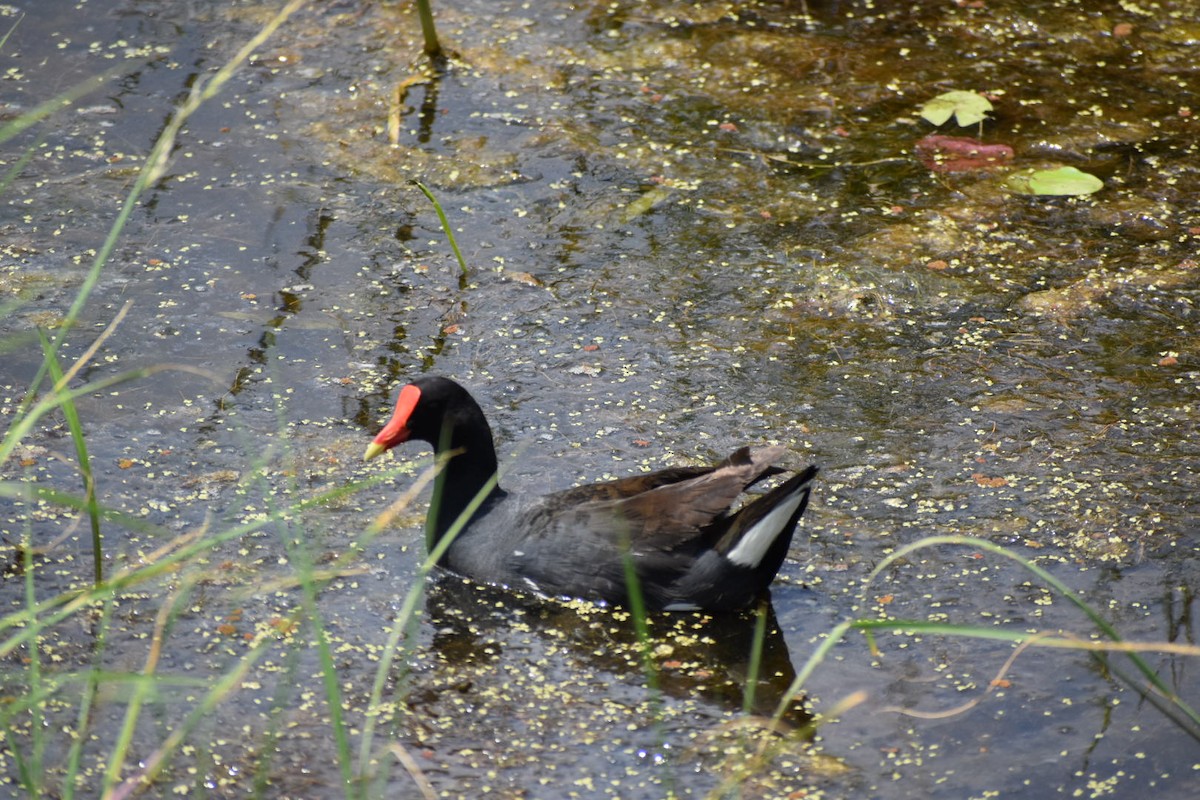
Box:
506;446;796;607
614;446;785;541
543;446;788;510
546;466;715;506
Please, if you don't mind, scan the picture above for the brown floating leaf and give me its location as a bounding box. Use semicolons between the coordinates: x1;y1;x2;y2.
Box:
972;473;1008;488
915;135;1014;172
504;270;543;287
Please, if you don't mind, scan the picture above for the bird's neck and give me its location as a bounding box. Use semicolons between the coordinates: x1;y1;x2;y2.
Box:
426;425;502;555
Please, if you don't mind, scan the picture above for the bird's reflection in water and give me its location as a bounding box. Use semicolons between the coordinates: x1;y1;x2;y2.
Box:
418;573;812;732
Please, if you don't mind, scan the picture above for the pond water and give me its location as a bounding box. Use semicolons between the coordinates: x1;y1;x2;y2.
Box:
1;0;1198;797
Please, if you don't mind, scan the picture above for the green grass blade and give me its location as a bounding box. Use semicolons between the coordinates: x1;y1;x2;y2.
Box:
849;617;1200;653
2;363;219;470
0;13;20;51
847;617;1200;737
0;64;128;146
61;593;116;800
99;578;196;797
414;181;468;277
275;493;357;797
772;619;855;723
103;636;280;800
742;602;769;714
249;644;303;799
414;0;443;59
15;0;310;420
22;526;45;797
0;132;43;198
356;454;492;784
620;546;660;694
38;328;104;584
863;535;1199;720
0;466;405;657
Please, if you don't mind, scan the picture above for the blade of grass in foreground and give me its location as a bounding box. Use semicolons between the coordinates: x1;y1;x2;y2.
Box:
617;536;675;796
61;591;116;800
104;633;280;800
1;362;217;472
356;454;486;782
18;526;45;797
268;486;357;796
756;534;1200;759
100;576;198;798
250;354;419;800
0;466;403;659
863;535;1200;731
0;132;43;198
16;0;311;422
742;602;769;715
38;329;104;584
79;451;404;799
0;64;129;146
620;542;661;697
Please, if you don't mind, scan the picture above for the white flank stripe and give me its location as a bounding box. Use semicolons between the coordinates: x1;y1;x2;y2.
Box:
663;601;701;611
725;489;808;568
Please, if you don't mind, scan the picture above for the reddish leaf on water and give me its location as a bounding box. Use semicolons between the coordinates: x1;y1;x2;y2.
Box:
504;271;542;287
915;135;1014;172
973;473;1008;488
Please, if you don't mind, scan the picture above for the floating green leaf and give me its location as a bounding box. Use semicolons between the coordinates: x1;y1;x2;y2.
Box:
1005;166;1103;196
920;90;994;127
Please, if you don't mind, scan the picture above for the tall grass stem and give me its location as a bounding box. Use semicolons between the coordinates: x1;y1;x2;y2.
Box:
742;602;769;714
414;0;442;59
38;330;104;584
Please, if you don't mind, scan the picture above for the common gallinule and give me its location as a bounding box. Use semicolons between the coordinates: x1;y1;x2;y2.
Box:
364;376;818;611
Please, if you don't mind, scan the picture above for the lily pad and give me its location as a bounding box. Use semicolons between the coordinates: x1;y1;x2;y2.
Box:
1005;166;1103;196
919;90;994;127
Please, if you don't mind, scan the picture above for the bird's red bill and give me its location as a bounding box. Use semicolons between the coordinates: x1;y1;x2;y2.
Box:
374;383;421;447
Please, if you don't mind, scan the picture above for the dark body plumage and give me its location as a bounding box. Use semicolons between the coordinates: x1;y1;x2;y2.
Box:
365;377;818;611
